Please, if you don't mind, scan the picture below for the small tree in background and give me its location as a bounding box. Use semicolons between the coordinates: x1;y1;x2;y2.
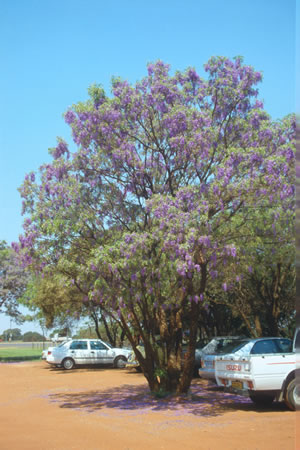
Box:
1;328;22;341
22;331;46;342
0;241;28;322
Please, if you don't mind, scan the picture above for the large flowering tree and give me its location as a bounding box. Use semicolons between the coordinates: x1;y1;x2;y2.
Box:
15;57;295;394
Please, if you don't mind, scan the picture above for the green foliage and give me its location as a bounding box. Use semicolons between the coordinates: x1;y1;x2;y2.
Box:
151;387;171;399
1;328;22;341
87;83;106;105
72;325;99;339
0;241;28;321
154;367;168;379
204;200;295;337
22;331;46;342
21;273;84;328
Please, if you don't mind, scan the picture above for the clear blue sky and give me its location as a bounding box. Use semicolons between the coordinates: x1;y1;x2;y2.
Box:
0;0;296;334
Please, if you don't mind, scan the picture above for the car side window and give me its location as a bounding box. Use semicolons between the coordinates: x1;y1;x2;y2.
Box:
70;341;88;350
275;339;292;353
251;340;278;354
90;341;107;350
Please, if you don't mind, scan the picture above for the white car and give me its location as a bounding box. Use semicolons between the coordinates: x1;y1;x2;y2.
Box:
46;339;131;370
198;337;251;381
42;339;71;360
215;336;294;408
42;347;53;360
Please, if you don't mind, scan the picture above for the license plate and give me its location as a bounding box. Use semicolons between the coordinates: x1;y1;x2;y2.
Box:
231;381;243;390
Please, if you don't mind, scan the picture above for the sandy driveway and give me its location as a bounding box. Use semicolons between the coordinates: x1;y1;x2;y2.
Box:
0;361;297;450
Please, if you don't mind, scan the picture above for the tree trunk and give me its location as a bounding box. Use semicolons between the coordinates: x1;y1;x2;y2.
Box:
116;264;208;396
239;310;256;337
102;309;116;346
177;263;207;394
90;311;102;339
177;300;199;393
254;315;263;337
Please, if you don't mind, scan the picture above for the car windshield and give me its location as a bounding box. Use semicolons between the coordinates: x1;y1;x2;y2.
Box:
58;341;69;347
215;339;249;354
104;341;112;349
202;337;245;355
195;340;209;349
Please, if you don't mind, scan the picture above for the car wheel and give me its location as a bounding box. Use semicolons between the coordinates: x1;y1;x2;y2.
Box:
249;392;275;406
284;379;299;411
62;357;75;370
114;356;127;368
135;366;142;373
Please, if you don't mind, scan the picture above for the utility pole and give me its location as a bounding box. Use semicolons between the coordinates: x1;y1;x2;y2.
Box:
9;318;12;341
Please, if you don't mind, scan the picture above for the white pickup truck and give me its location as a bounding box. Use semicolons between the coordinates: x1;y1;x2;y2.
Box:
215;330;299;410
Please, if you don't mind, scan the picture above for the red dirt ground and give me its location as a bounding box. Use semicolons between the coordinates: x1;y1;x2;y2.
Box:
0;361;297;449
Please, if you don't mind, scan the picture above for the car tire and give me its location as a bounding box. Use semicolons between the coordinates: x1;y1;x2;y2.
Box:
114;356;127;368
284;379;299;411
62;357;75;370
249;392;275;406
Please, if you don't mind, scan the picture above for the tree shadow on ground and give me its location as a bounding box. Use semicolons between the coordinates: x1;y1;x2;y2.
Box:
44;364;123;374
48;378;289;417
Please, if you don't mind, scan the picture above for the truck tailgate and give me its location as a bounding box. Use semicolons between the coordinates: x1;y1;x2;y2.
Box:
216;354;295;391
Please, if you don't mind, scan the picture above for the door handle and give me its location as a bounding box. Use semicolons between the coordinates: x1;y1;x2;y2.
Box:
91;351;95;353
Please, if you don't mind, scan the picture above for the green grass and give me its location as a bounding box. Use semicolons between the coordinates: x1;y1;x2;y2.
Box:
0;347;43;362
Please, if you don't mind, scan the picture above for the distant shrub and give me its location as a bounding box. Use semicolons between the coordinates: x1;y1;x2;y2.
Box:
22;331;46;342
